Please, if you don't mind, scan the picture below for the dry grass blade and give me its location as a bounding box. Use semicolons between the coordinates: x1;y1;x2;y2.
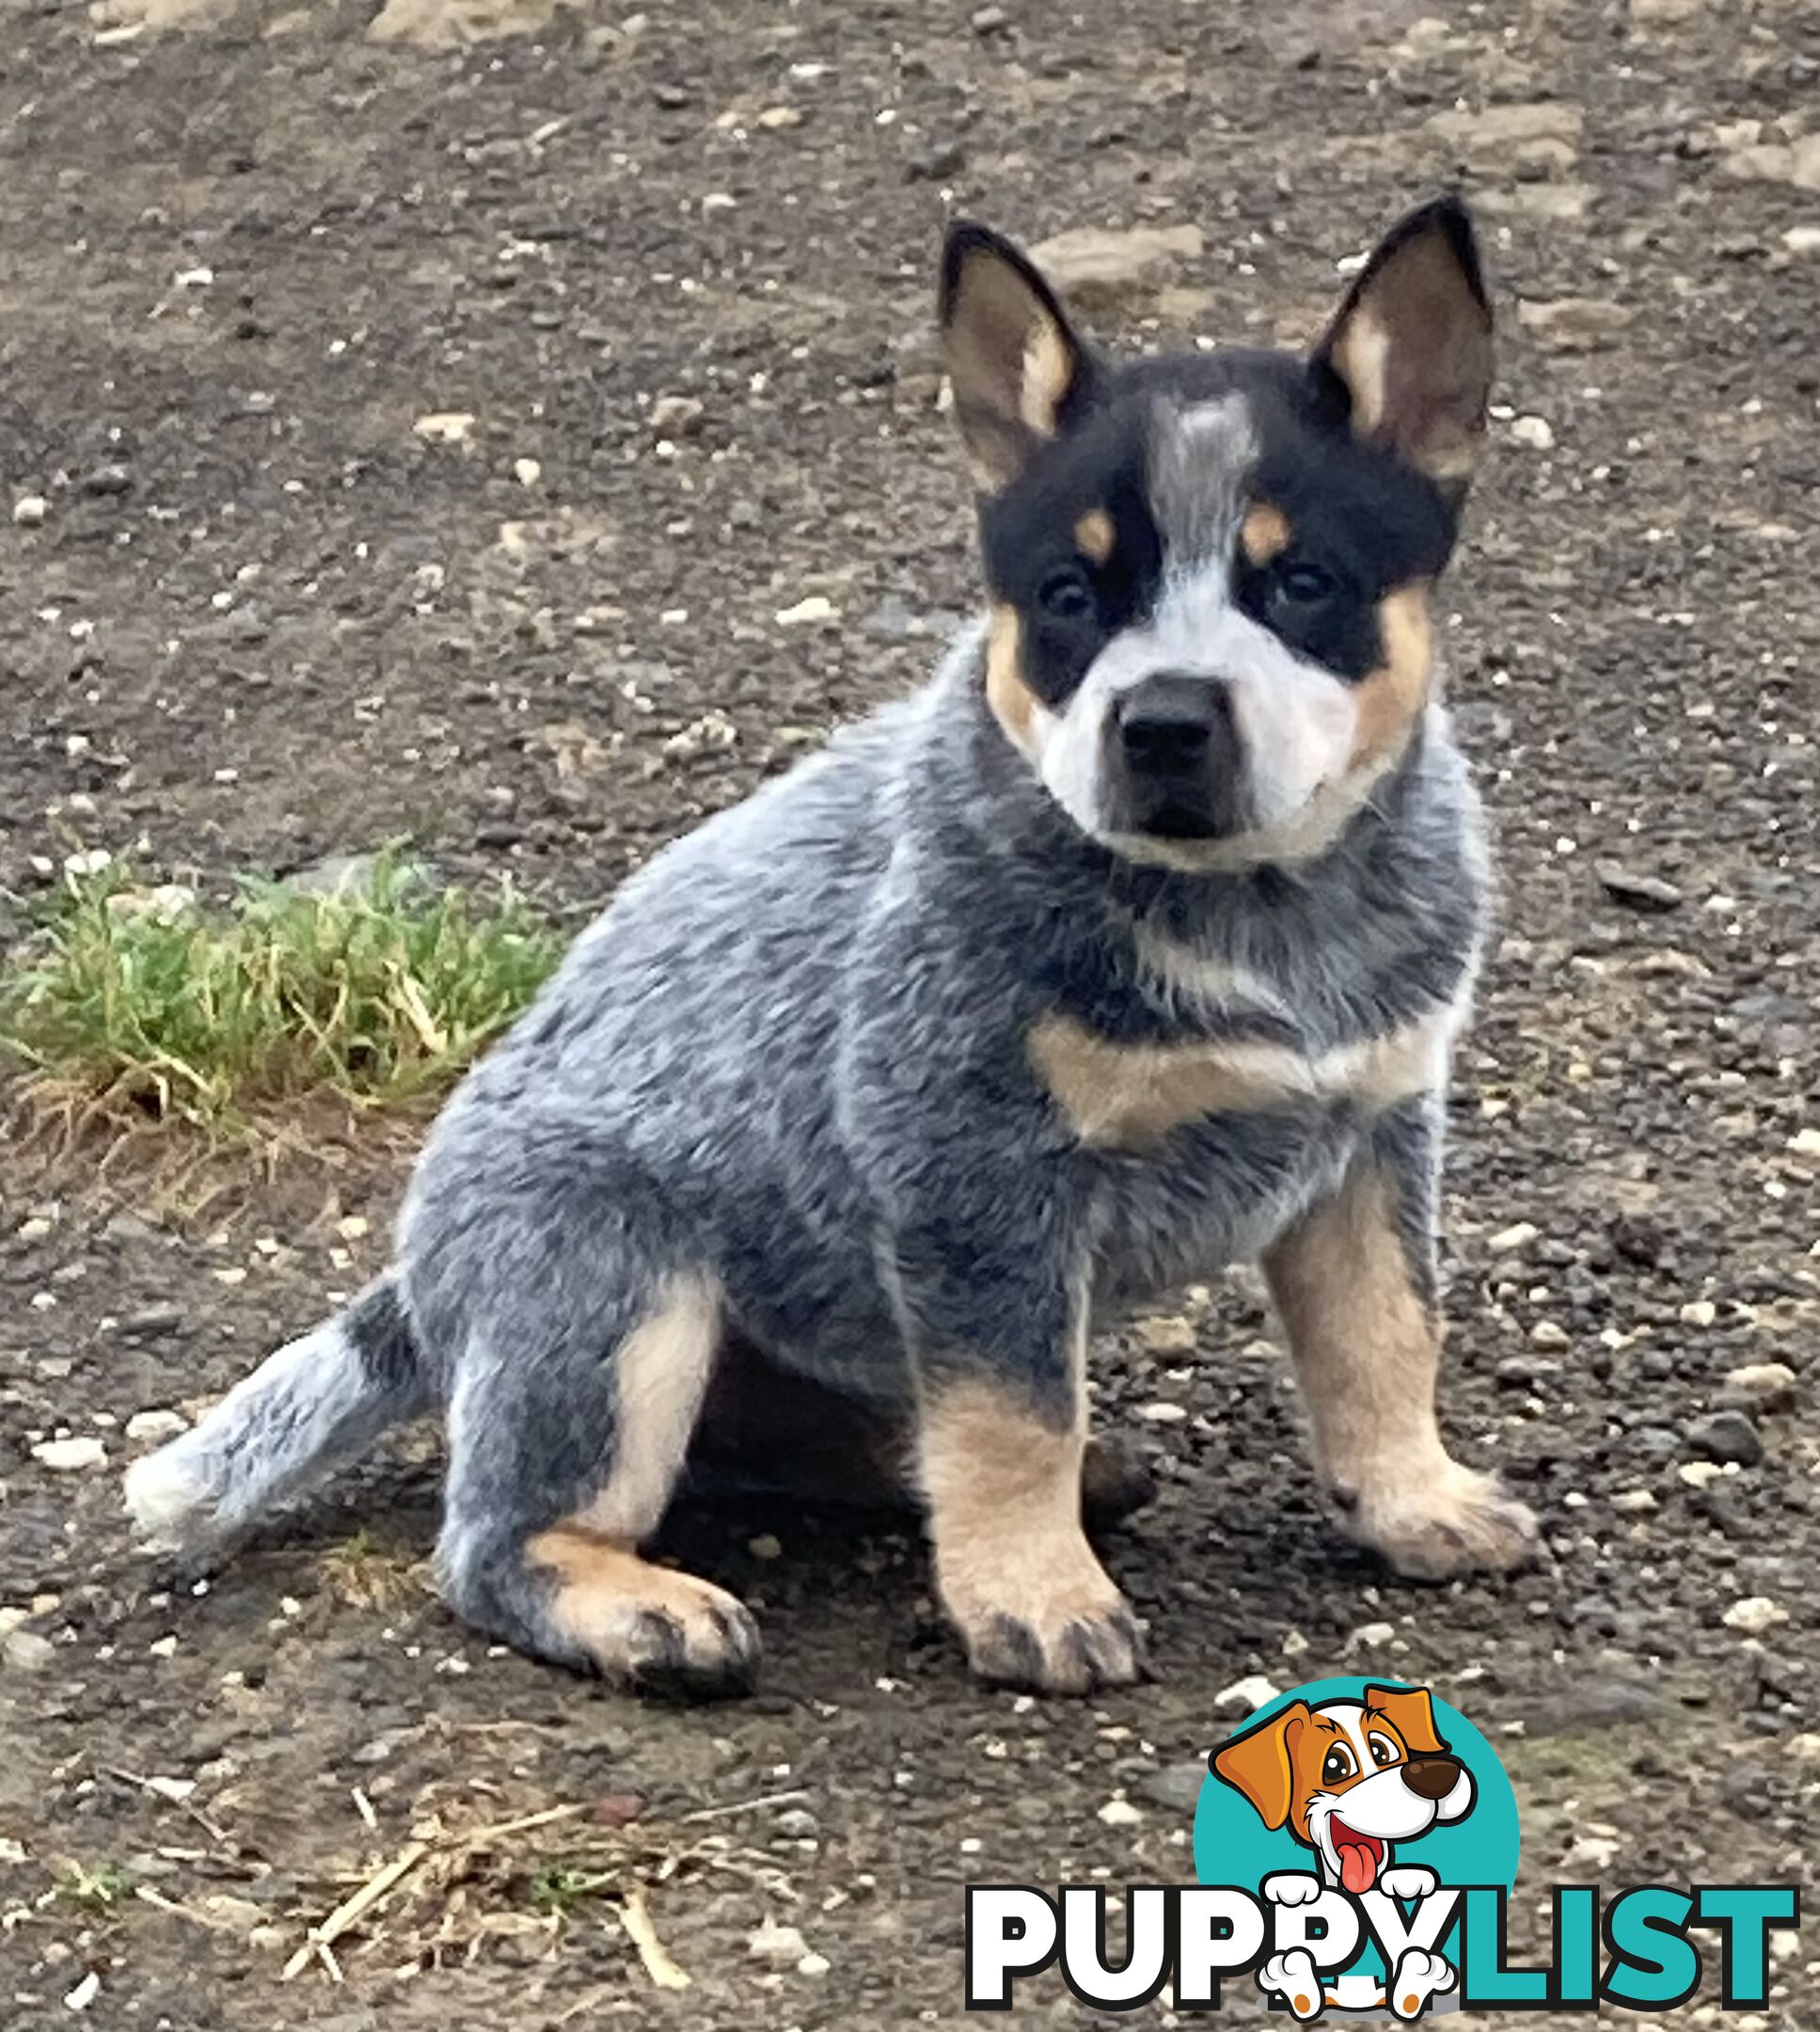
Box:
615;1885;690;1991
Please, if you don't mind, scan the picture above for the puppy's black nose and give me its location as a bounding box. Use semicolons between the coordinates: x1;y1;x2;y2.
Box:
1403;1755;1463;1801
1116;675;1234;776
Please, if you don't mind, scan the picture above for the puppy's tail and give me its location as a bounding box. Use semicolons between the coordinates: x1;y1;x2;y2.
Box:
124;1275;430;1555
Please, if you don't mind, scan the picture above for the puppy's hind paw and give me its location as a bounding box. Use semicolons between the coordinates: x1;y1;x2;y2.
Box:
1259;1949;1324;2022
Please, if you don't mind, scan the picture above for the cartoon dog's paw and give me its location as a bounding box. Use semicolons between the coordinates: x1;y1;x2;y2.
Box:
1389;1946;1456;2021
1357;1464;1543;1581
942;1541;1148;1696
1258;1949;1324;2021
1379;1865;1439;1901
1262;1871;1324;1907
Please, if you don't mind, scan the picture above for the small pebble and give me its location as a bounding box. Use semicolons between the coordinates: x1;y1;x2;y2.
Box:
1509;415;1555;450
775;595;838;626
1097;1798;1144;1826
1213;1674;1280;1714
1721;1596;1787;1637
1685;1410;1764;1468
1722;1363;1796;1412
30;1437;107;1472
747;1918;809;1965
125;1408;188;1444
12;494;47;528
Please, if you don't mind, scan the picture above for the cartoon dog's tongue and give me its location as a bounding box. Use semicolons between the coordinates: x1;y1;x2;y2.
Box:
1331;1820;1382;1894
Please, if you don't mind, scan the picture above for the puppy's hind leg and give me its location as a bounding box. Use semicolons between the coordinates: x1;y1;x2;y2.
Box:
422;1180;758;1697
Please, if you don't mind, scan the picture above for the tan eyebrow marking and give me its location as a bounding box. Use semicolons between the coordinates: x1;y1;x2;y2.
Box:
1240;502;1292;565
1073;507;1116;564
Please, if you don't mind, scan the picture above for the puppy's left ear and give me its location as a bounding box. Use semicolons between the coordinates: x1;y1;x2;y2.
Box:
1364;1682;1448;1757
940;223;1099;494
1312;196;1493;500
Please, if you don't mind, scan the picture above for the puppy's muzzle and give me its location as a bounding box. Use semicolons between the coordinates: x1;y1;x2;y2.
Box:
1112;674;1247;839
1401;1754;1464;1802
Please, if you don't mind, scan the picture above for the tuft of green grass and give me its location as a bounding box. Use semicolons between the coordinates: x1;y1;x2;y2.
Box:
527;1863;618;1917
57;1861;134;1912
0;852;563;1140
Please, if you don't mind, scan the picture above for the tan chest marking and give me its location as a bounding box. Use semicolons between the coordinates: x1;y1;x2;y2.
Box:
1029;1005;1458;1147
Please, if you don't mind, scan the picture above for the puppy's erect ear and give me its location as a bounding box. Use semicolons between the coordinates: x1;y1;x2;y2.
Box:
1364;1683;1448;1757
1312;196;1493;499
1211;1700;1313;1832
940;223;1098;494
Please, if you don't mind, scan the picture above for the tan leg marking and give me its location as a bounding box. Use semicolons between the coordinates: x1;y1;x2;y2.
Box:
1351;584;1435;770
1073;506;1116;564
1240;502;1292;565
526;1528;758;1692
572;1272;720;1543
524;1274;757;1691
986;602;1045;757
1263;1166;1539;1580
1029;1008;1457;1147
921;1367;1142;1695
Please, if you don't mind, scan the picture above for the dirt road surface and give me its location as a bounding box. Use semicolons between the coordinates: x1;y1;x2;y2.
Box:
2;0;1817;2024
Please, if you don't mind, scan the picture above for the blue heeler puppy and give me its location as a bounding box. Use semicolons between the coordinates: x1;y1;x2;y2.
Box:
128;198;1540;1698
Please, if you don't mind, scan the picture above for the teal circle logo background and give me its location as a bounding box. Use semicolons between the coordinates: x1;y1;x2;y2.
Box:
1194;1676;1520;1976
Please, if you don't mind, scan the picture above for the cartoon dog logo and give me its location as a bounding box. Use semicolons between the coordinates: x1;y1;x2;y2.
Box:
1213;1682;1476;2020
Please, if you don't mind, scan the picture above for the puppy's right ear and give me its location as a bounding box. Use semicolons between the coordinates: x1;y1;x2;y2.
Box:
1211;1700;1313;1833
940;223;1098;494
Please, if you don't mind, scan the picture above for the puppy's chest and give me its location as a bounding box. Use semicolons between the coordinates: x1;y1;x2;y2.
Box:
1029;976;1461;1152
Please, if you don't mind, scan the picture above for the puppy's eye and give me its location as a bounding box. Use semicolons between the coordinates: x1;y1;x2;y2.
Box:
1321;1745;1356;1785
1368;1732;1401;1769
1274;560;1337;606
1036;564;1098;622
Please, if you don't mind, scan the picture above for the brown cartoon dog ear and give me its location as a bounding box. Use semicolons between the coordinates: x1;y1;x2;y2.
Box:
1211;1701;1313;1831
1364;1683;1448;1756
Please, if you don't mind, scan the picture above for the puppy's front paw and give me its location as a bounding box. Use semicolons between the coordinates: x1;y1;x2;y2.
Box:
1258;1949;1324;2021
942;1540;1147;1695
1356;1465;1542;1581
1378;1865;1439;1901
1262;1871;1324;1907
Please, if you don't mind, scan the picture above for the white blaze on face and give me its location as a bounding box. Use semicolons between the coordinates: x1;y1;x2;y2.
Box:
1037;395;1366;869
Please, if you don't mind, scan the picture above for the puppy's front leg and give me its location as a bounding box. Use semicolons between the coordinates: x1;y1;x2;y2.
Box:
893;1246;1145;1694
1264;1101;1541;1580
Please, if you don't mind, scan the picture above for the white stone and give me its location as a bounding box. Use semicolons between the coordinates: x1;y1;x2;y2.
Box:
1213;1674;1280;1715
1097;1798;1144;1826
125;1408;188;1444
413;411;475;443
13;494;47;528
1510;415;1556;451
31;1437;107;1472
1721;1596;1787;1637
747;1918;809;1965
1349;1621;1397;1650
1786;1127;1820;1157
1488;1221;1539;1253
775;595;838;627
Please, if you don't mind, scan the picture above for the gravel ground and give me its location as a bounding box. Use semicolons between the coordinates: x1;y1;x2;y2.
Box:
2;0;1818;2024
